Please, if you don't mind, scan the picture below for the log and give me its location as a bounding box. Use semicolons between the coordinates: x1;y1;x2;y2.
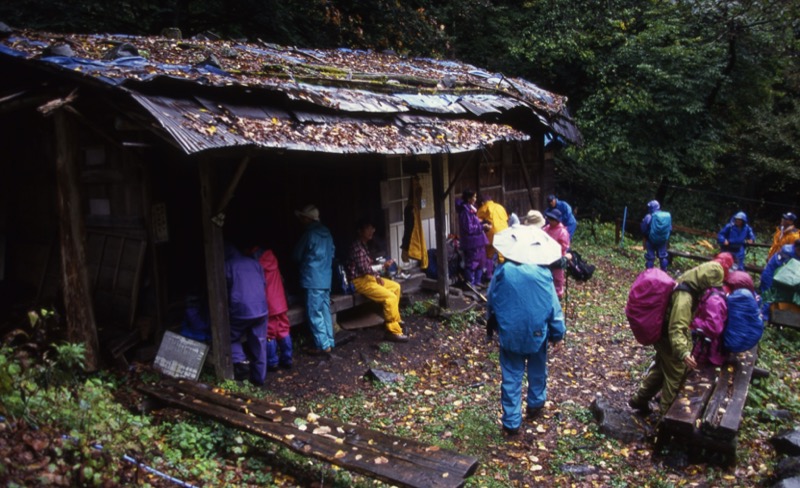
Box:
139;381;476;488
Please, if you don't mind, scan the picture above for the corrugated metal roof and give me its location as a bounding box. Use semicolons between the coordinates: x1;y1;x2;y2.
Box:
133;93;530;155
0;30;582;154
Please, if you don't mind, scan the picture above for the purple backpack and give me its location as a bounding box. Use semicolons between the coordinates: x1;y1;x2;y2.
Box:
626;268;676;345
690;288;728;365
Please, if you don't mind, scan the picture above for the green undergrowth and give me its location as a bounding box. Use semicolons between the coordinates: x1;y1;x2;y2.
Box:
1;222;798;487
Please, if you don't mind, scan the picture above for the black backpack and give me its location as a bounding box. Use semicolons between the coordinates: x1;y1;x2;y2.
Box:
566;250;595;281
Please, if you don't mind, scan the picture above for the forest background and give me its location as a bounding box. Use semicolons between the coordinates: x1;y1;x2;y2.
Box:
3;0;798;231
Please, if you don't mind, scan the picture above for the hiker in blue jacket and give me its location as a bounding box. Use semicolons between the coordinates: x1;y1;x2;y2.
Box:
293;204;336;355
717;211;756;270
546;194;578;238
640;200;671;271
487;226;565;436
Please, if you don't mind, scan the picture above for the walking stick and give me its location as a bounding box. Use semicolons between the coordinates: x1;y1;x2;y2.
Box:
564;264;569;326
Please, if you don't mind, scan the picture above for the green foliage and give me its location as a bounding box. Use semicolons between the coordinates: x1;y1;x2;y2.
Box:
403;297;434;316
442;308;481;333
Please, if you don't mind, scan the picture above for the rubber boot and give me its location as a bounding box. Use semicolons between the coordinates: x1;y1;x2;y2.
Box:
278;335;293;369
266;339;279;372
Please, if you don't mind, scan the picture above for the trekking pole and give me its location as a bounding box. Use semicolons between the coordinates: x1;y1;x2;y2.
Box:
620;206;628;248
564;264;569;326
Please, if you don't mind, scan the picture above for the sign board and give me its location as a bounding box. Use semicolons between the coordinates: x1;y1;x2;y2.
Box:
154;331;209;381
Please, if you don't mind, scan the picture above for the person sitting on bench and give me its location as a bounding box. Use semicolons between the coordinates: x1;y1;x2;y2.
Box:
346;219;409;343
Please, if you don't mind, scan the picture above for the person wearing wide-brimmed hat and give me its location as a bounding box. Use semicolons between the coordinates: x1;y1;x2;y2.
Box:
292;204;336;355
767;212;799;261
521;209;545;229
486;226;565;435
542;209;571;298
717;211;756;270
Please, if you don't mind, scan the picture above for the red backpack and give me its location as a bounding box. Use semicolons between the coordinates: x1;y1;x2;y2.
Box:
625;268;677;345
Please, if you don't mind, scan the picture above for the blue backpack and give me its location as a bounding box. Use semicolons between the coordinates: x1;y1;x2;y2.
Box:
723;289;763;353
649;210;672;245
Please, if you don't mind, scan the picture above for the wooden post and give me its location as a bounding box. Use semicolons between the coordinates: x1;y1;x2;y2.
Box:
199;158;233;380
53;110;100;371
515;142;537;209
431;154;449;308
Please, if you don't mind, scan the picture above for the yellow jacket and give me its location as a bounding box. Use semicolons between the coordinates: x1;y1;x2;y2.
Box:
768;226;800;260
477;200;509;259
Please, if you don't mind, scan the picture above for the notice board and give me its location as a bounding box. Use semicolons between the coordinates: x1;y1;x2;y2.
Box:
154;331;209;380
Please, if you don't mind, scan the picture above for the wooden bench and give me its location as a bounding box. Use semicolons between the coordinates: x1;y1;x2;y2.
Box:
287;272;427;330
770;307;800;331
656;347;759;466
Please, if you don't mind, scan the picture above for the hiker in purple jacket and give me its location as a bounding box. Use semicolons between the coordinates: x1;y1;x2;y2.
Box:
224;242;268;386
456;189;489;286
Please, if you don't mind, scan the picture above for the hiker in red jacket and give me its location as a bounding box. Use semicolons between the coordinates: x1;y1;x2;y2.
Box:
253;248;293;370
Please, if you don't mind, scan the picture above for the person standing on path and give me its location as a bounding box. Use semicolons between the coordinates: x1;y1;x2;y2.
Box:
487;225;565;435
640;200;672;271
292;204;335;355
717;211;756;270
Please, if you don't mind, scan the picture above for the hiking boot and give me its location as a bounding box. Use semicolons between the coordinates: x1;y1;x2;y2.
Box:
233;362;250;381
384;332;409;343
526;406;543;420
628;397;652;414
502;425;520;436
306;347;332;356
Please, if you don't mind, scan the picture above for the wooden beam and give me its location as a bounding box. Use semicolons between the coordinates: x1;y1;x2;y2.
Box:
432;154;450;308
442;152;474;199
515;142;537;209
214;155;251;218
199;158;233;380
53;110;100;371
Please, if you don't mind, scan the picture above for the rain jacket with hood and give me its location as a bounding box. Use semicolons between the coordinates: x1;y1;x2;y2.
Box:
630;261;724;412
768;221;799;261
487;261;565;432
292;221;335;289
224;243;268;386
456;198;489;285
292;220;335;351
477;198;509;272
640;200;670;270
717;212;756;269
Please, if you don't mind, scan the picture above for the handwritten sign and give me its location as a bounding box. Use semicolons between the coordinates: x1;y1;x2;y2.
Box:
154;331;209;380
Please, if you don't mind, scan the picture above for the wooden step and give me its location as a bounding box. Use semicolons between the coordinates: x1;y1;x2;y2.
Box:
338;306;385;330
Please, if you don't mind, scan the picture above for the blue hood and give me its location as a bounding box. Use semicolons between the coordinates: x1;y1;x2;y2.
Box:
648;200;660;213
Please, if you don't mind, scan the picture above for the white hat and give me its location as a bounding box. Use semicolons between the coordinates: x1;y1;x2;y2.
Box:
295;204;320;221
522;210;545;229
492;225;562;265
